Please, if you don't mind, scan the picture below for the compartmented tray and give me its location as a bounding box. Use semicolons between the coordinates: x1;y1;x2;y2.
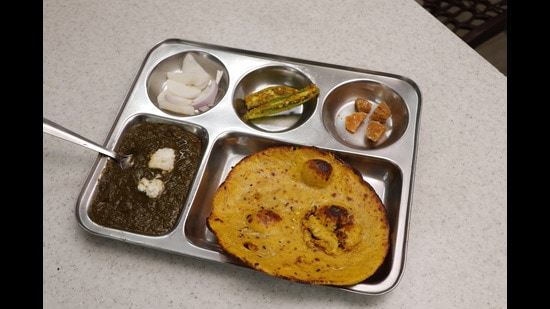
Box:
76;38;421;295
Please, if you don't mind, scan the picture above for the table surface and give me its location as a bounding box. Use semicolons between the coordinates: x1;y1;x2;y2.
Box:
43;0;507;308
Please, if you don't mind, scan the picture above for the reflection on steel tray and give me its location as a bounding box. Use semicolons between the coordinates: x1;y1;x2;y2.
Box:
76;38;422;296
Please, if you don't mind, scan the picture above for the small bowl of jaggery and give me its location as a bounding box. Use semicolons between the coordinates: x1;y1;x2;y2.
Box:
322;80;409;150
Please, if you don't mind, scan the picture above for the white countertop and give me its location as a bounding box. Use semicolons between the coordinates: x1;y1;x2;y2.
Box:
43;0;507;308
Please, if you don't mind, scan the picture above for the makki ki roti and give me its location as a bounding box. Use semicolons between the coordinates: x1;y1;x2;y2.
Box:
207;145;390;286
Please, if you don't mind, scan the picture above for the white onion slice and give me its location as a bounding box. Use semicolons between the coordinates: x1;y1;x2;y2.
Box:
167;71;196;85
165;80;201;99
158;90;192;106
215;70;223;84
167;70;210;90
158;91;195;115
193;72;211;90
181;53;203;71
159;97;196;115
198;105;210;112
192;81;218;109
181;54;211;83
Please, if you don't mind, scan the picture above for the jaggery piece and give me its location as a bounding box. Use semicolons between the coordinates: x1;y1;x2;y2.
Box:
345;112;368;133
366;121;387;142
355;98;372;113
370;101;392;123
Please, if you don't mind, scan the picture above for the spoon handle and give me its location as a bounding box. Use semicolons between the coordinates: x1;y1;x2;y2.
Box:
43;117;118;160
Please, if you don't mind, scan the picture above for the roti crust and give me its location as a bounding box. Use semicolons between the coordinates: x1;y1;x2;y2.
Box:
207;145;390;285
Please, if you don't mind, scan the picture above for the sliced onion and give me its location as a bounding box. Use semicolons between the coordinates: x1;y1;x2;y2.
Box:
198;105;210;112
158;90;195;115
167;71;196;85
159;98;195;115
193;72;211;90
165;80;201;99
159;54;224;115
192;81;218;109
158;89;192;106
215;70;223;84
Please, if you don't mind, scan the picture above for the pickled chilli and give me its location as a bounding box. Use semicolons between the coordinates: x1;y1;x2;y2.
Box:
242;84;319;120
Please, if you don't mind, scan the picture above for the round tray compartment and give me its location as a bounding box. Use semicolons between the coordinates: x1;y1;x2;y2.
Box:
322;80;409;149
233;65;318;133
147;51;230;116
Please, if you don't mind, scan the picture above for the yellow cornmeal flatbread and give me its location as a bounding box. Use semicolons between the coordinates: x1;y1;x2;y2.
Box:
207;146;390;286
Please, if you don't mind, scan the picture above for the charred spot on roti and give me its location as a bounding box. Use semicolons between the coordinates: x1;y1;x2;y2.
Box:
300;159;333;188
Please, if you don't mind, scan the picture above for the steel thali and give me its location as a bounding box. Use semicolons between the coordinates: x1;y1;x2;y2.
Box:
76;38;421;295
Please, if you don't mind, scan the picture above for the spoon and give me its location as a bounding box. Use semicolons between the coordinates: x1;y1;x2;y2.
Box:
43;117;134;169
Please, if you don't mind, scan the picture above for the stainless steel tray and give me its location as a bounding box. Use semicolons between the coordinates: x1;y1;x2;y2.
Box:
76;38;421;296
